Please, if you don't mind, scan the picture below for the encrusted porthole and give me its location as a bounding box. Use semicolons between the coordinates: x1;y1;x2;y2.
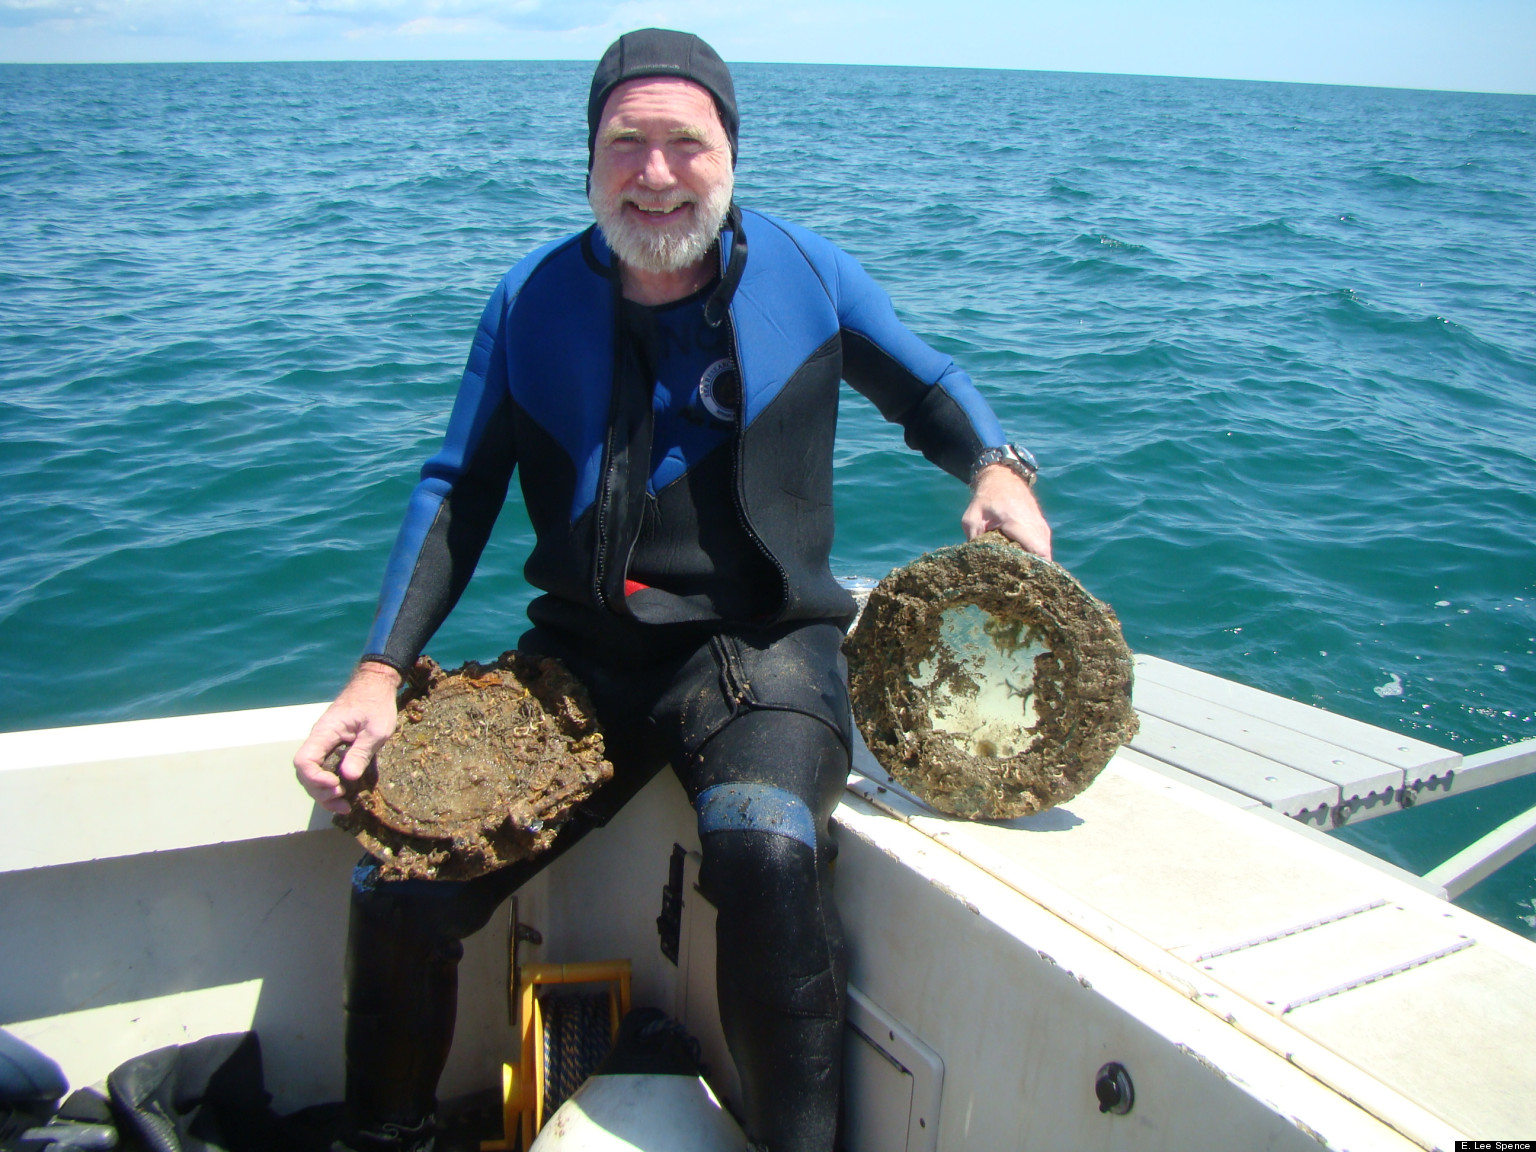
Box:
844;534;1138;821
334;652;611;880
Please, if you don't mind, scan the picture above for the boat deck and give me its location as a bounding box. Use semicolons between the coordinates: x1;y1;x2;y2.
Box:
847;740;1536;1147
840;652;1536;1147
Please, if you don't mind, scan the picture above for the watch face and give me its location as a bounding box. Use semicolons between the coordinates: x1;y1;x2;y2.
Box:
1009;444;1038;471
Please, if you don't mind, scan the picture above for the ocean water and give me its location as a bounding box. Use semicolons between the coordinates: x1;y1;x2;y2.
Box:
2;62;1533;929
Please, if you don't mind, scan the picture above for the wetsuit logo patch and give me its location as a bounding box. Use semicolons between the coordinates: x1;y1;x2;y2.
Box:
697;358;739;422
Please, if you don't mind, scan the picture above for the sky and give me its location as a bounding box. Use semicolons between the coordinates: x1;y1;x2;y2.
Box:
3;0;1534;95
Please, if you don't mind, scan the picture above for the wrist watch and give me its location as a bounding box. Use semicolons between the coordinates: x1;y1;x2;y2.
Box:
969;443;1038;487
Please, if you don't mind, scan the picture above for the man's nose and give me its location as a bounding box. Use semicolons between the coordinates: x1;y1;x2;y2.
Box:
639;146;674;188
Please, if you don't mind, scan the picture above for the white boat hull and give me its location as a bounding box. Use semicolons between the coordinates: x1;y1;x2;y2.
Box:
5;667;1536;1150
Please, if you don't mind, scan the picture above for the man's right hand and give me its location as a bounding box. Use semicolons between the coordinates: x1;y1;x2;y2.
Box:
293;660;403;815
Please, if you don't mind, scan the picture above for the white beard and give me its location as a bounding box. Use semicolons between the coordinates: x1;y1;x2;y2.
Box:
589;173;734;275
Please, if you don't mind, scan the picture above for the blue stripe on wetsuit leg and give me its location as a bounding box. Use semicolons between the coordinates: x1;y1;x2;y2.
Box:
696;782;818;850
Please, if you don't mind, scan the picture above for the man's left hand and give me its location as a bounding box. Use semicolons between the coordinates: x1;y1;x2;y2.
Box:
961;464;1053;560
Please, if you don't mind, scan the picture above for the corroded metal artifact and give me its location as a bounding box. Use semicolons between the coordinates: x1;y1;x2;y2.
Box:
334;651;612;880
844;533;1137;820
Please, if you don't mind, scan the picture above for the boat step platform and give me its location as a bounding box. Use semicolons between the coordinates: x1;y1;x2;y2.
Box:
1128;653;1535;829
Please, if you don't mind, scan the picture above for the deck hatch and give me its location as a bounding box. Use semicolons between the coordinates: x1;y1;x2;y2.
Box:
843;986;944;1152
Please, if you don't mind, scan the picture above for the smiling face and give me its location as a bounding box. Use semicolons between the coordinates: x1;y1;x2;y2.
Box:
588;77;735;278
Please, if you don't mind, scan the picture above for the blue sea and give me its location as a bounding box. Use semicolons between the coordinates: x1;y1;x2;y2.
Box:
2;62;1533;930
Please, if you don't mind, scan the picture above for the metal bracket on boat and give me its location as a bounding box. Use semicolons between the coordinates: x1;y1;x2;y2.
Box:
506;896;544;1027
1424;792;1536;900
657;842;687;966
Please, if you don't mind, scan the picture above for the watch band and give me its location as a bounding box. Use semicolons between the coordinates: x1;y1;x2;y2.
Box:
969;443;1038;487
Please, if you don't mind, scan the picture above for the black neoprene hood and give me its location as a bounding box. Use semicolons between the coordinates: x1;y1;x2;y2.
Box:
587;28;740;166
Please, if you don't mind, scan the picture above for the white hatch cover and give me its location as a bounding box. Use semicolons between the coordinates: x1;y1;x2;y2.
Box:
843;986;944;1152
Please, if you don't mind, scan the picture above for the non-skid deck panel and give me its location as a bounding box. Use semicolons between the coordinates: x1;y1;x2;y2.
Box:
1183;901;1473;1015
946;759;1392;961
1286;942;1536;1139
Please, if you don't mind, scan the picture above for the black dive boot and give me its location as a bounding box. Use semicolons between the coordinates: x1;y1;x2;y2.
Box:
704;827;848;1152
334;872;463;1152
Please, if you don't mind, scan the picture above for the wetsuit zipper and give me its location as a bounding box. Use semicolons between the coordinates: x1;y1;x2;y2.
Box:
592;277;626;615
592;422;618;612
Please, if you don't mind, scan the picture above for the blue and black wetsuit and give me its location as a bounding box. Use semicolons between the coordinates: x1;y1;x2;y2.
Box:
343;207;1011;1152
360;206;1006;672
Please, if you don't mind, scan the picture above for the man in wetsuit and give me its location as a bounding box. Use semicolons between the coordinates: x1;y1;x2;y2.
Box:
294;27;1050;1152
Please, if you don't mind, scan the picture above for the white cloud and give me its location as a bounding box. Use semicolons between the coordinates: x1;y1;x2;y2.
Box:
285;0;617;34
0;0;628;40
